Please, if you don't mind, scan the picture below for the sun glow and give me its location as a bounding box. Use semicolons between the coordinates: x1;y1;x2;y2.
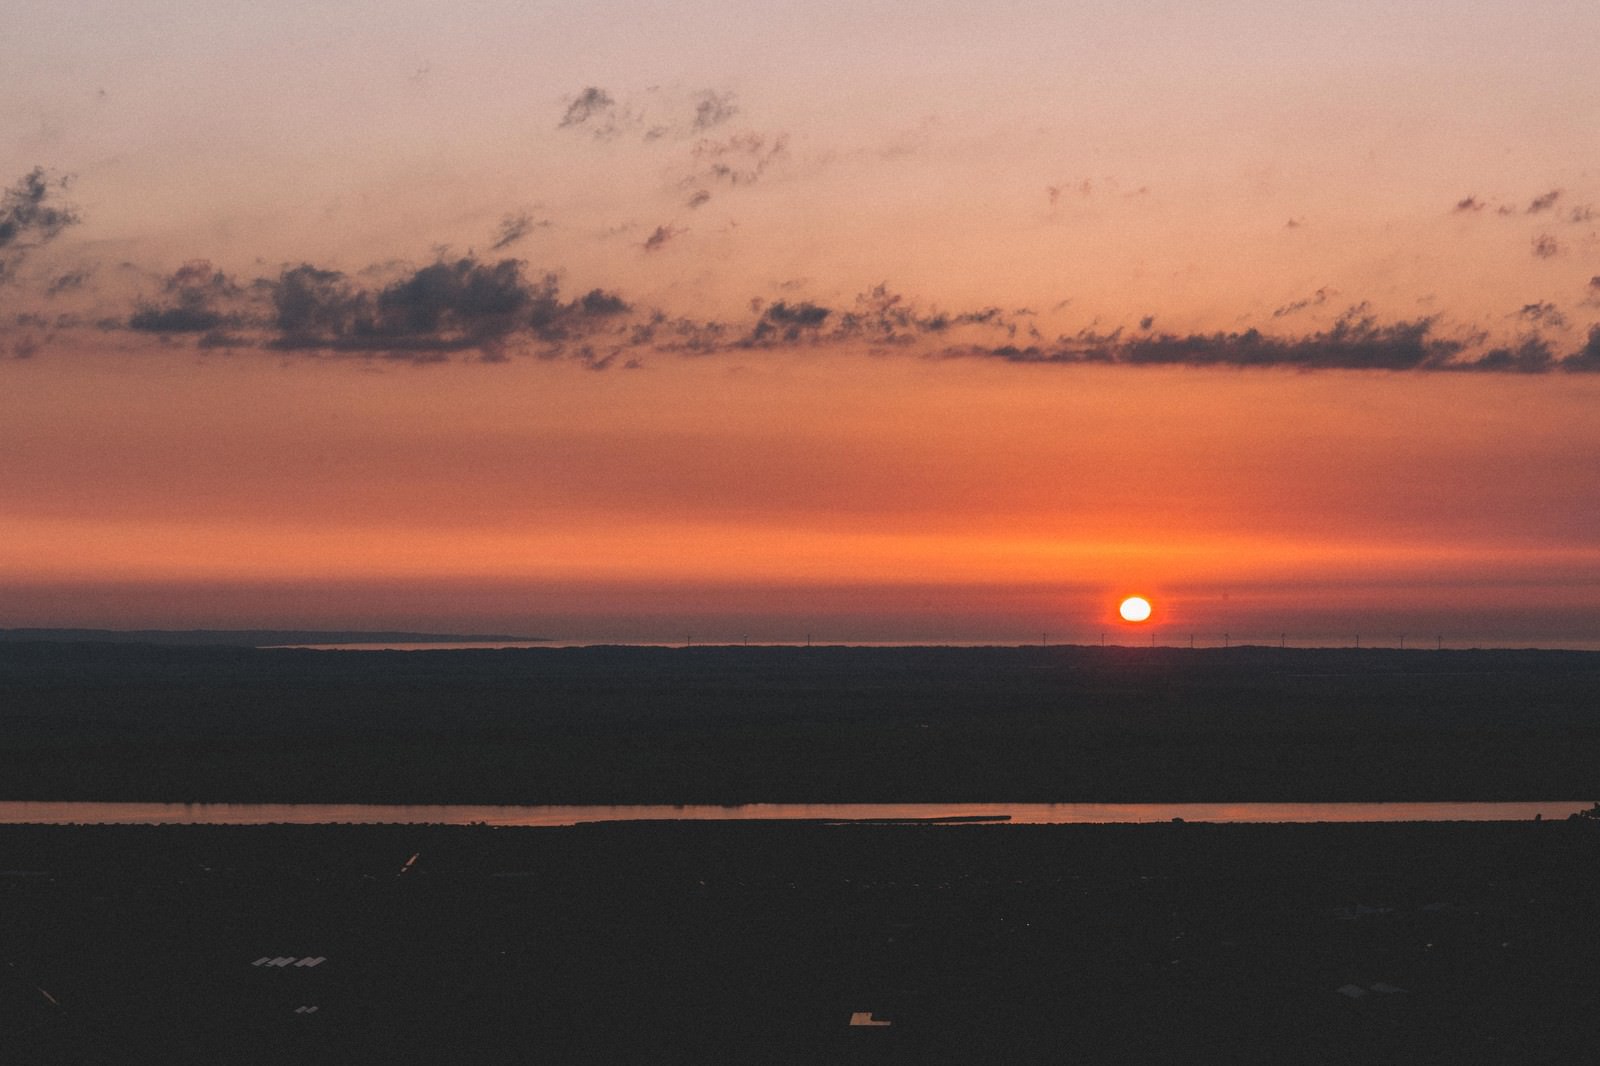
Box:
1119;596;1152;623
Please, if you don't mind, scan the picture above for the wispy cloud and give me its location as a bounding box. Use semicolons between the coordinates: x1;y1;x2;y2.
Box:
692;89;738;130
558;87;615;131
642;224;683;252
1046;180;1094;206
45;266;92;296
490;212;544;251
127;261;244;333
0;168;79;283
1527;189;1563;214
1272;287;1334;319
558;85;744;144
690;131;788;186
1516;301;1567;329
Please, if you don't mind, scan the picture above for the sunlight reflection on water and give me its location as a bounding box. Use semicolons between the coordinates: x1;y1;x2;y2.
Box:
0;801;1588;826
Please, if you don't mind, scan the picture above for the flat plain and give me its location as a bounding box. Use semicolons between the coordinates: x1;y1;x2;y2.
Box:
3;642;1598;803
2;643;1598;1063
4;821;1599;1064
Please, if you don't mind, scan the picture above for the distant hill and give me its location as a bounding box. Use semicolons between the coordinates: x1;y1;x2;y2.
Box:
0;629;546;647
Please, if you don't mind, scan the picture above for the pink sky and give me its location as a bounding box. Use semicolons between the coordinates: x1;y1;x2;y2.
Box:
3;2;1599;642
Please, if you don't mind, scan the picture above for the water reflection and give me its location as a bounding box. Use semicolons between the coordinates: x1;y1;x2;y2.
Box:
0;800;1587;826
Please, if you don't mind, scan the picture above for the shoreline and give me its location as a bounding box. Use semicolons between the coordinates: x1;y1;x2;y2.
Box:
0;799;1592;826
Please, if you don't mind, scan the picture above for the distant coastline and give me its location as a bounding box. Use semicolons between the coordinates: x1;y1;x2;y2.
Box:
0;628;548;647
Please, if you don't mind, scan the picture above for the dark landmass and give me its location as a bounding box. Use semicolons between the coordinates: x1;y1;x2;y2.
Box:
2;643;1598;803
3;820;1597;1064
0;628;544;647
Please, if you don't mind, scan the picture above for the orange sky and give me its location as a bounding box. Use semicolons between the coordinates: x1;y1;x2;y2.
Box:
3;3;1600;642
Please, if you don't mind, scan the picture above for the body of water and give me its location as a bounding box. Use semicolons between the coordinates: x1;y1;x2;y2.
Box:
0;801;1589;826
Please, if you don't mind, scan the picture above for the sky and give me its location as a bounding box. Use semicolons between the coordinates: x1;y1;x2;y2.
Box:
3;0;1599;644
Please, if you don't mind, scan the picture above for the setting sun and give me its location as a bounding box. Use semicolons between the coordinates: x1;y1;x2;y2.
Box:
1119;596;1152;623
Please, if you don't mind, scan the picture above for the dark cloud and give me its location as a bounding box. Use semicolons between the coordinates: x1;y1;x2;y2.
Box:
642;224;683;252
753;302;828;341
196;331;252;350
0;168;80;282
927;309;1600;374
641;312;730;355
692;90;738;130
272;264;366;341
1531;234;1562;258
828;284;1028;345
7;311;62;358
558;87;615;129
127;306;229;333
0;169;78;249
490;212;543;251
1285;217;1304;229
127;261;243;333
1464;337;1556;374
1516;302;1567;329
15;184;1600;375
1527;189;1562;214
574;289;630;316
939;312;1466;371
269;259;528;354
1116;315;1461;370
1570;204;1596;224
747;300;831;344
375;257;533;337
6;308;75;358
100;266;1600;372
1561;326;1600;372
1454;195;1486;213
729;285;1033;350
258;256;635;362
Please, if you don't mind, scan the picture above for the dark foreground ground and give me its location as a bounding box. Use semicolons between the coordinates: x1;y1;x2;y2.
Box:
4;642;1600;802
3;821;1598;1064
